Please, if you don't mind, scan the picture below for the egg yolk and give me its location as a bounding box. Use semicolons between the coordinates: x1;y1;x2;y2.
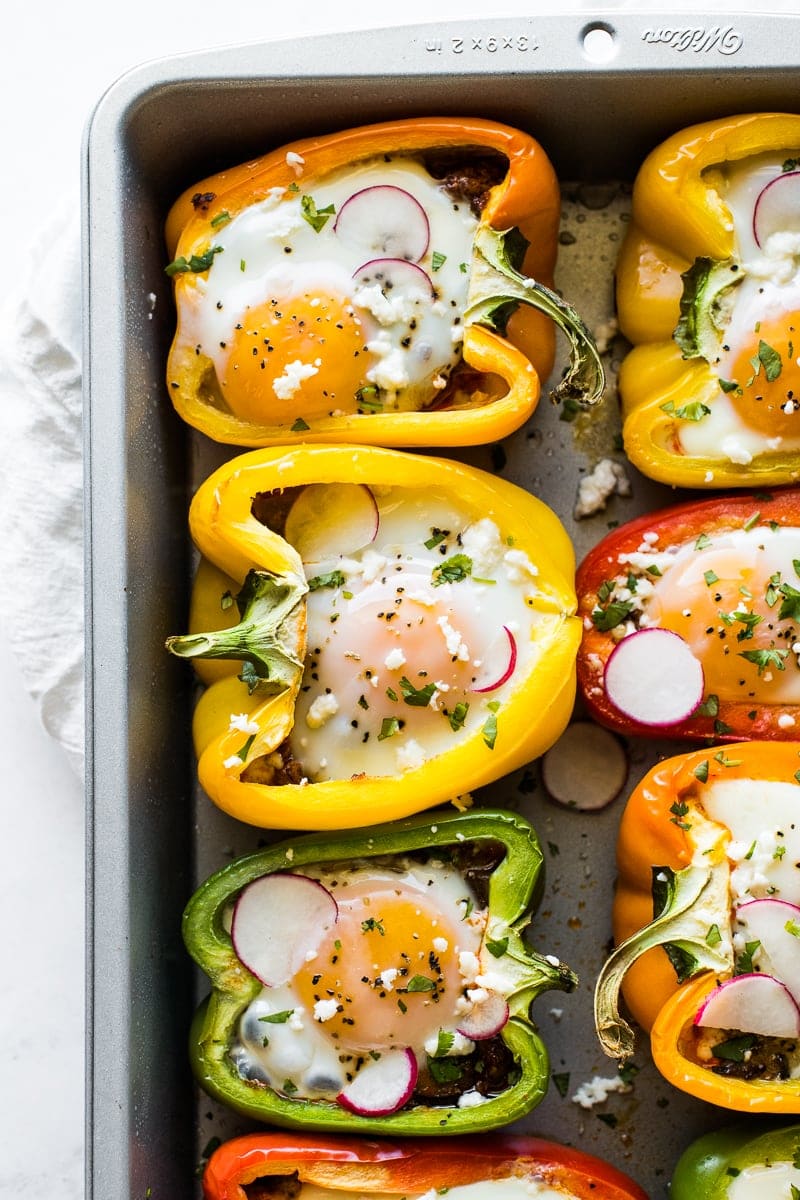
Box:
727;311;800;437
217;291;372;424
646;546;787;701
293;879;468;1052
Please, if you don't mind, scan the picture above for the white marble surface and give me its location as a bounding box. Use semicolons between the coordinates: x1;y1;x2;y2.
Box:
2;0;799;1196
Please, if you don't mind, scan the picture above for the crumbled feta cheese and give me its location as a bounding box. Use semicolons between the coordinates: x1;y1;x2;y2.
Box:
571;1074;631;1108
223;755;243;770
306;693;339;729
729;831;780;899
457;1088;490;1108
433;936;449;953
285;150;305;174
721;435;754;465
458;950;481;984
228;712;260;734
273;359;319;400
288;1009;305;1032
395;738;425;771
436;615;470;661
574;458;632;520
503;547;539;582
384;648;407;671
313;999;339;1023
377;967;399;990
778;713;796;729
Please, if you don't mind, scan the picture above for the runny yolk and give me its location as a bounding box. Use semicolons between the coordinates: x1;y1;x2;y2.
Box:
217;291;372;425
727;311;800;437
293;880;468;1053
646;546;789;702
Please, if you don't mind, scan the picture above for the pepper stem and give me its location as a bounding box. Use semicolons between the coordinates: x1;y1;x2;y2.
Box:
594;863;733;1061
166;568;307;696
466;224;605;408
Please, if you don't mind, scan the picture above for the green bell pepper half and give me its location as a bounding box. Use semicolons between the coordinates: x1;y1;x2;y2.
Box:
671;1123;800;1199
182;807;576;1134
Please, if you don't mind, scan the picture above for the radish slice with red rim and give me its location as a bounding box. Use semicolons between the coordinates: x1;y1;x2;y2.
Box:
334;186;430;262
753;170;800;249
353;257;434;299
542;721;628;811
694;972;800;1038
284;483;379;564
603;628;704;727
471;627;518;694
456;992;509;1041
337;1046;418;1116
735;897;800;1005
231;873;338;987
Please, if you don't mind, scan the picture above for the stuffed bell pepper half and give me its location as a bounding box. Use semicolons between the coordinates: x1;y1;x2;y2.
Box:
201;1132;648;1200
595;741;800;1113
183;809;576;1132
670;1121;800;1198
164;116;603;447
617;112;800;488
576;488;800;740
166;444;581;830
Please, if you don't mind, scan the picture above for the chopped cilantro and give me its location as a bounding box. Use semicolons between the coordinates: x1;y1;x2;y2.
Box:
259;1010;294;1024
431;251;447;271
400;676;437;707
448;701;469;732
307;569;346;591
739;647;788;674
432;553;472;587
378;717;401;741
485;937;509;958
165;245;223;276
300;194;335;232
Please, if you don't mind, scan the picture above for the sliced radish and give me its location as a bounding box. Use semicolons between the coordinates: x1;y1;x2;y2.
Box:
456;992;510;1041
284;483;379;564
334;186;430;262
603;629;704;727
753;170;800;249
542;721;628;811
735;898;800;1005
337;1046;417;1116
471;626;518;694
231;873;338;987
694;973;800;1039
353;257;434;300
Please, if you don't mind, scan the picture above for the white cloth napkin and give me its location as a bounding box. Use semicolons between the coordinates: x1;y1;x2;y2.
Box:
0;195;84;776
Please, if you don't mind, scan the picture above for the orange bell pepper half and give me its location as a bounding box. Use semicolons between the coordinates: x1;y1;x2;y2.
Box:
595;741;800;1114
165;116;602;447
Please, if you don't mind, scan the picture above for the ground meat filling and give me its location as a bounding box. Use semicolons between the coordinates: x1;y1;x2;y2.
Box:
422;148;509;216
244;1175;301;1200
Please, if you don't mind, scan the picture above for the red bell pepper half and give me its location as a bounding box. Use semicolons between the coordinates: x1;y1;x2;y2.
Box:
202;1131;649;1199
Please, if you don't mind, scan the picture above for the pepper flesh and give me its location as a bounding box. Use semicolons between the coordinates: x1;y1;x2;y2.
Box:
576;487;800;741
202;1131;649;1199
167;444;581;831
616;112;800;488
595;741;800;1114
670;1121;800;1198
183;809;576;1134
165;116;602;447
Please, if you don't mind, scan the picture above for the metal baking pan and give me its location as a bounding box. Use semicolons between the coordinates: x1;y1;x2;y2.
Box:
83;13;800;1199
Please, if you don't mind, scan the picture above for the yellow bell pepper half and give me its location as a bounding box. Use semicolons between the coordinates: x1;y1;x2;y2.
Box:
166;445;580;831
617;113;800;488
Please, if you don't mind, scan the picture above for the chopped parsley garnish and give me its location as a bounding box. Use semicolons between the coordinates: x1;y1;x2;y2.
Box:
739;647;788;674
718;377;741;394
400;676;437;707
431;251;447;271
259;1010;294;1024
482;712;498;750
300;194;335;232
756;339;783;382
714;750;742;768
356;385;383;412
669;800;692;831
591;599;635;631
742;510;761;532
735;940;761;974
778;582;800;622
210;210;231;228
428;1056;462;1083
705;924;722;947
165;245;223;276
660;399;711;421
448;701;469;732
291;417;310;432
695;694;719;717
236;734;256;761
433;1029;455;1056
785;918;800;938
424;527;449;550
432;553;472;587
378;717;401;741
307;569;346;591
693;760;709;783
704;570;719;586
361;917;385;935
406;975;436;993
695;533;712;550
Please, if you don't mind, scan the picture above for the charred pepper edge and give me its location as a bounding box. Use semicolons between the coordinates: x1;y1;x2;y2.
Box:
183;808;577;1134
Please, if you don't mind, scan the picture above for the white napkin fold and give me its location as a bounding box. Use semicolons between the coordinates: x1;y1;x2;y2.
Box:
0;195;84;776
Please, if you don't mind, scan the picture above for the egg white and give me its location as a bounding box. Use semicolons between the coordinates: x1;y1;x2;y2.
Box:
288;487;543;780
182;156;478;409
230;858;485;1101
677;152;800;462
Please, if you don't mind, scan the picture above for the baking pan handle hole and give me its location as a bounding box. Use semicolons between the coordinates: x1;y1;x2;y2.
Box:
581;22;617;64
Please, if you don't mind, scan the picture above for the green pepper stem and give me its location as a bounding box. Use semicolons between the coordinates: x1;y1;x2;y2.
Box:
166;567;307;695
594;863;733;1061
465;224;605;408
